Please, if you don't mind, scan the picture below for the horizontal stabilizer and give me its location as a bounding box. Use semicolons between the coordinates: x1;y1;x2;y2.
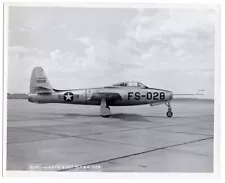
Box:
35;87;53;94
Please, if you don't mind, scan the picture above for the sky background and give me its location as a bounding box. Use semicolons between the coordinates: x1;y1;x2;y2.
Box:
8;7;217;99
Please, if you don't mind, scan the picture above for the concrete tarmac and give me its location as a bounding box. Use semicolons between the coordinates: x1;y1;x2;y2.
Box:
7;99;214;172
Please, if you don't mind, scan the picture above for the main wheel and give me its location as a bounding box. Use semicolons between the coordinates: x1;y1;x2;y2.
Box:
101;115;111;118
166;111;173;117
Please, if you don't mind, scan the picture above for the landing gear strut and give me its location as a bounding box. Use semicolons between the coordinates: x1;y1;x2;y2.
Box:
100;98;111;118
165;101;173;117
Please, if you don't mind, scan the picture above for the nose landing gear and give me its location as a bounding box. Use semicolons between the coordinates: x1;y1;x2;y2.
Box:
165;101;173;117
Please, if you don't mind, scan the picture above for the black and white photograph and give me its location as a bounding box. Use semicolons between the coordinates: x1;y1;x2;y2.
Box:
4;3;220;175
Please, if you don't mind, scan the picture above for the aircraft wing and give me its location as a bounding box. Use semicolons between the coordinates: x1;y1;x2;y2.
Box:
150;102;165;106
90;92;123;101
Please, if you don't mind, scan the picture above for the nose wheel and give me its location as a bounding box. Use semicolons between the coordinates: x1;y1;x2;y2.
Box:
165;101;173;117
166;111;173;117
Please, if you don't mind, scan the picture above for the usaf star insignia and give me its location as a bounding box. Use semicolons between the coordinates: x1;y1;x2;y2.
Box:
64;92;74;102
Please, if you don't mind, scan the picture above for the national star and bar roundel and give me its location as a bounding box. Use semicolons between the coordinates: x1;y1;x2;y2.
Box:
64;92;74;102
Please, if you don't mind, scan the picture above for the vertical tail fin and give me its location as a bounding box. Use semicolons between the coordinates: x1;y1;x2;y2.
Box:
30;67;53;94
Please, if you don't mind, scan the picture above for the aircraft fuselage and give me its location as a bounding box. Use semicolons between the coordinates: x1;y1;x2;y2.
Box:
28;86;173;106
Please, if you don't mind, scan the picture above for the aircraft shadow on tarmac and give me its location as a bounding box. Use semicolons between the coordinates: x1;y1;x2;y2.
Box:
52;112;211;122
62;113;150;122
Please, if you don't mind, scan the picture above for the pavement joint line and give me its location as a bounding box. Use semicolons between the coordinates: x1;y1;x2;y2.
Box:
58;136;214;172
8;124;190;141
7;136;70;145
11;126;140;139
71;134;214;150
144;121;214;130
9;127;70;138
152;129;212;137
65;135;152;148
105;121;213;128
8;123;138;130
9;121;212;146
7;127;152;148
76;125;209;137
163;147;212;157
11;126;208;150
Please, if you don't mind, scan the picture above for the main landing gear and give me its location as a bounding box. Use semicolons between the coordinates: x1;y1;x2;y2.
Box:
165;101;173;117
100;98;111;118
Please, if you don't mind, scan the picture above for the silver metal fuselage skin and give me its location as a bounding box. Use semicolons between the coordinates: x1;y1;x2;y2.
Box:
28;86;173;106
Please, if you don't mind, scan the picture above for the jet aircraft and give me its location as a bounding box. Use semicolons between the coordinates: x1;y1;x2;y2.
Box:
28;67;174;117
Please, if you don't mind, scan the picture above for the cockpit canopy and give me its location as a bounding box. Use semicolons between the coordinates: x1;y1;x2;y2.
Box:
112;81;149;88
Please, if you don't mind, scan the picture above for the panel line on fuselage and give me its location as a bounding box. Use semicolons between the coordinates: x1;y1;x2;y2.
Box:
85;89;87;105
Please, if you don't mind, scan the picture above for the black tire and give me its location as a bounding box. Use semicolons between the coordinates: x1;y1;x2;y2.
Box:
101;115;111;118
166;111;173;117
